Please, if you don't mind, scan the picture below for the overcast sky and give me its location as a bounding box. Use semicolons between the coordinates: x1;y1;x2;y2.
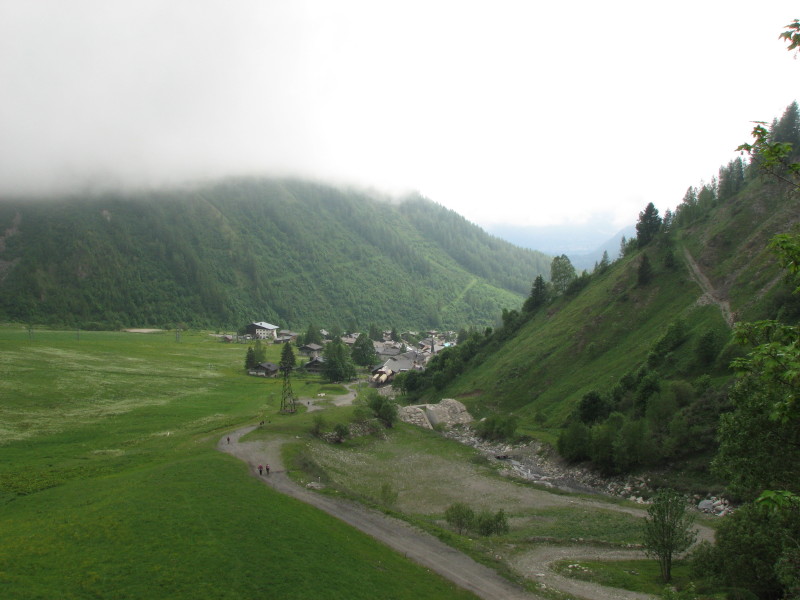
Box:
1;1;798;230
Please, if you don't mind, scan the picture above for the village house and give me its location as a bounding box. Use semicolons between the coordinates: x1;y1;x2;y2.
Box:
248;362;280;377
370;350;426;386
299;343;324;358
274;330;298;344
373;340;404;359
341;334;358;346
246;322;280;339
303;356;326;374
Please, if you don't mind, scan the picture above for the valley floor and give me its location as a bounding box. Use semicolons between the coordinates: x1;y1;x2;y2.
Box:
219;424;715;600
220;425;538;600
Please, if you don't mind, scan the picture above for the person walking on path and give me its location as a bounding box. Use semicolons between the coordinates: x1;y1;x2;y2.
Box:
265;464;270;475
227;436;230;444
258;464;263;475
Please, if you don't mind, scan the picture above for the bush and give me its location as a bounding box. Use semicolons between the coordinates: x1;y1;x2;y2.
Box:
558;421;591;462
474;415;518;441
310;414;327;437
577;390;610;424
444;503;508;536
369;396;397;428
332;423;349;442
475;509;509;536
444;502;475;535
378;482;398;508
695;329;720;366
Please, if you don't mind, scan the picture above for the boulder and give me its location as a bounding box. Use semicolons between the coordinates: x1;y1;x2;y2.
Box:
698;499;714;512
398;398;473;430
397;406;433;429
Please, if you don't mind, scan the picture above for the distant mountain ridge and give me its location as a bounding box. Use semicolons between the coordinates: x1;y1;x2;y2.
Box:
0;178;551;330
486;222;636;272
485;222;624;255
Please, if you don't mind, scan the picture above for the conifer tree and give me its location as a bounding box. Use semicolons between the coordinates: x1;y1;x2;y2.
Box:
771;100;800;151
351;333;379;367
304;323;322;345
550;255;576;295
597;250;610;273
279;341;296;371
322;338;356;382
635;202;662;247
245;346;256;370
523;274;549;311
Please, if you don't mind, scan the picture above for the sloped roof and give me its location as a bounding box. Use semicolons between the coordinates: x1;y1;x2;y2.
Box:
255;362;279;371
251;321;279;330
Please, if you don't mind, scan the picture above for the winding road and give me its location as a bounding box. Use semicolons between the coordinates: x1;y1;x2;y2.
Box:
219;426;541;600
219;425;714;600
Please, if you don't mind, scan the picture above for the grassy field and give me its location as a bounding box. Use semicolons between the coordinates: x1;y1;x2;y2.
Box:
0;326;477;600
286;425;642;548
552;558;696;596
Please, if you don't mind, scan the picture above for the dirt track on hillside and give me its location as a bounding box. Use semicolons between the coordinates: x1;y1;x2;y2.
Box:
219;427;714;600
682;248;734;327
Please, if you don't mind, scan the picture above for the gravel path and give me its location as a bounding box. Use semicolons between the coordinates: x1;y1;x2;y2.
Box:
509;546;656;600
219;425;715;600
219;425;542;600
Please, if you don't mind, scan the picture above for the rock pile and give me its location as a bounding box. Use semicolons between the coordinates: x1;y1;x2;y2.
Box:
398;398;473;430
443;426;600;494
697;496;733;516
444;426;677;504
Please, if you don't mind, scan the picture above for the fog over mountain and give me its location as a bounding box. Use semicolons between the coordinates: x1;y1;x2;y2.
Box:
1;1;798;232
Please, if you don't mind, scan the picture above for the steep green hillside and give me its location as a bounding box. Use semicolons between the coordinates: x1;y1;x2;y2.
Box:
0;178;550;330
403;171;800;481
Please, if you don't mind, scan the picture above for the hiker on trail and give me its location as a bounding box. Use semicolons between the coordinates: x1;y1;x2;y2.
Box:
258;465;263;475
227;436;230;444
265;464;270;475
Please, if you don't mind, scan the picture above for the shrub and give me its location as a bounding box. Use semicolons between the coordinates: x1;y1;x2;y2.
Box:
362;389;398;428
558;421;591;462
474;415;518;441
475;509;509;536
444;502;475;535
378;482;398;508
332;423;349;443
310;414;326;437
695;329;720;366
577;390;610;424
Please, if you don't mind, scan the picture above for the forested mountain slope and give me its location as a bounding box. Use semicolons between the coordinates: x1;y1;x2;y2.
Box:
0;178;550;330
402;150;800;480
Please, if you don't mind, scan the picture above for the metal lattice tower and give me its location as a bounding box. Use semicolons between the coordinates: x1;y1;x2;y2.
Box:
280;367;296;413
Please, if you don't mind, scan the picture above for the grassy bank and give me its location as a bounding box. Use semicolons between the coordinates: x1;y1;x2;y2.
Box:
0;326;476;600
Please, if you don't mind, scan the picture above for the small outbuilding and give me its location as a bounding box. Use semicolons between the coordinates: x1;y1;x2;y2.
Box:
249;362;280;377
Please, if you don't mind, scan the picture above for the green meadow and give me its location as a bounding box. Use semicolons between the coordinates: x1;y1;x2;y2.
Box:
0;327;476;600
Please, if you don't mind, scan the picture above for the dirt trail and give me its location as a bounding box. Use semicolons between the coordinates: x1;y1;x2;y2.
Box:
219;426;541;600
682;248;734;327
219;427;714;600
303;382;359;412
